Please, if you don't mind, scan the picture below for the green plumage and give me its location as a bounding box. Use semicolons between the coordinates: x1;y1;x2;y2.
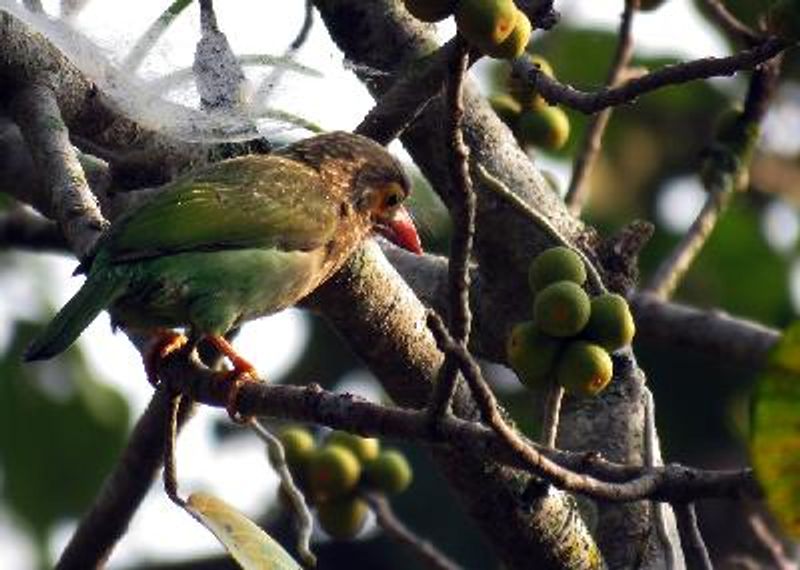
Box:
26;132;413;362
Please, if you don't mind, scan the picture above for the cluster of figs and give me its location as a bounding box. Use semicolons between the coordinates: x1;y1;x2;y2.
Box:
279;427;412;540
506;246;636;397
403;0;532;59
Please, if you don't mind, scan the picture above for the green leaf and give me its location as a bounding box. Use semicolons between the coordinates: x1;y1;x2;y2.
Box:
0;320;129;540
185;491;303;570
751;321;800;538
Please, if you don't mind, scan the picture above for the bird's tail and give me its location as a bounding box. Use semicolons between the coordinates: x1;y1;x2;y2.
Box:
25;272;126;361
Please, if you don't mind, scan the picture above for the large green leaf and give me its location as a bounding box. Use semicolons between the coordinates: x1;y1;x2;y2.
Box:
751;321;800;538
0;321;129;540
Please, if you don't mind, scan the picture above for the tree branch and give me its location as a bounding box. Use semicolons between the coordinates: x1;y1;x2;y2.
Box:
363;492;461;570
511;38;788;114
9;81;107;259
56;391;195;569
565;0;637;214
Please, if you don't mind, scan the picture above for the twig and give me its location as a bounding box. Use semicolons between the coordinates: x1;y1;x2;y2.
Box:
674;503;713;570
250;420;316;568
511;38;787;114
540;384;564;448
747;513;797;570
698;0;762;46
148;54;320;94
645;170;734;300
163;392;186;507
427;39;475;420
644;389;678;570
251;0;315;109
9;82;108;260
363;492;462;570
566;0;637;215
476;165;607;294
646;58;782;300
55;390;195;569
0;208;68;252
122;0;194;73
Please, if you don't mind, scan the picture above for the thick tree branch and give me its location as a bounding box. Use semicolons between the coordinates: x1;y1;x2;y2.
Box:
9;82;107;259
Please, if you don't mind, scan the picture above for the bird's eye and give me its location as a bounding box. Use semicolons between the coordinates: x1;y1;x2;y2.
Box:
384;192;401;209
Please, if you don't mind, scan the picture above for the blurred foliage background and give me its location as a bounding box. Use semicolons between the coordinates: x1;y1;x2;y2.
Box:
2;0;800;568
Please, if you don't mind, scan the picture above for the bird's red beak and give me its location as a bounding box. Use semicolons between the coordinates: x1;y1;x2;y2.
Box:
375;205;423;254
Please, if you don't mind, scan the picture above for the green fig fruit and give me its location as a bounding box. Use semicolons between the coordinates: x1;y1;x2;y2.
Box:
455;0;518;54
326;430;380;463
278;426;315;472
528;246;587;292
516;105;570;151
638;0;668;11
584;293;636;352
506;321;562;388
556;341;613;397
508;54;553;109
404;0;458;22
308;445;362;500
484;9;532;60
365;449;413;494
490;94;522;127
317;496;369;540
533;281;591;338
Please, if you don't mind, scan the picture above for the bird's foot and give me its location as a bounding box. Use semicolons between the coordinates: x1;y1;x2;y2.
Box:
207;335;260;424
144;330;189;387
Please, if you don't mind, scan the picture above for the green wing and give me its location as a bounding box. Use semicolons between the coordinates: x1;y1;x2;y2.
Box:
105;155;338;262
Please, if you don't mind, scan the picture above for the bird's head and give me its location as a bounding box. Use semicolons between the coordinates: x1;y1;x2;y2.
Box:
283;132;423;254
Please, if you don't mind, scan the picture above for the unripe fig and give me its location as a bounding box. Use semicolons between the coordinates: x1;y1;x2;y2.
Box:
533;281;591;338
308;445;361;500
489;94;522;127
326;430;380;463
278;426;315;472
508;54;553;109
516;105;570;151
455;0;518;54
484;9;531;60
506;321;562;388
584;293;636;351
404;0;457;22
556;341;613;397
365;449;413;494
638;0;668;11
528;246;587;292
317;496;369;540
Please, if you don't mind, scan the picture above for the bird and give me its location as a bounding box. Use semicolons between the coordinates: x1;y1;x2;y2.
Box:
25;131;422;417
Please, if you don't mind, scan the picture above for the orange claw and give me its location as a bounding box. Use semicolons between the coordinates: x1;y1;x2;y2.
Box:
144;330;189;387
207;335;260;423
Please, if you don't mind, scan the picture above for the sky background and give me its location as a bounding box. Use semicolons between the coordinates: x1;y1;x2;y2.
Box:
0;0;779;568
